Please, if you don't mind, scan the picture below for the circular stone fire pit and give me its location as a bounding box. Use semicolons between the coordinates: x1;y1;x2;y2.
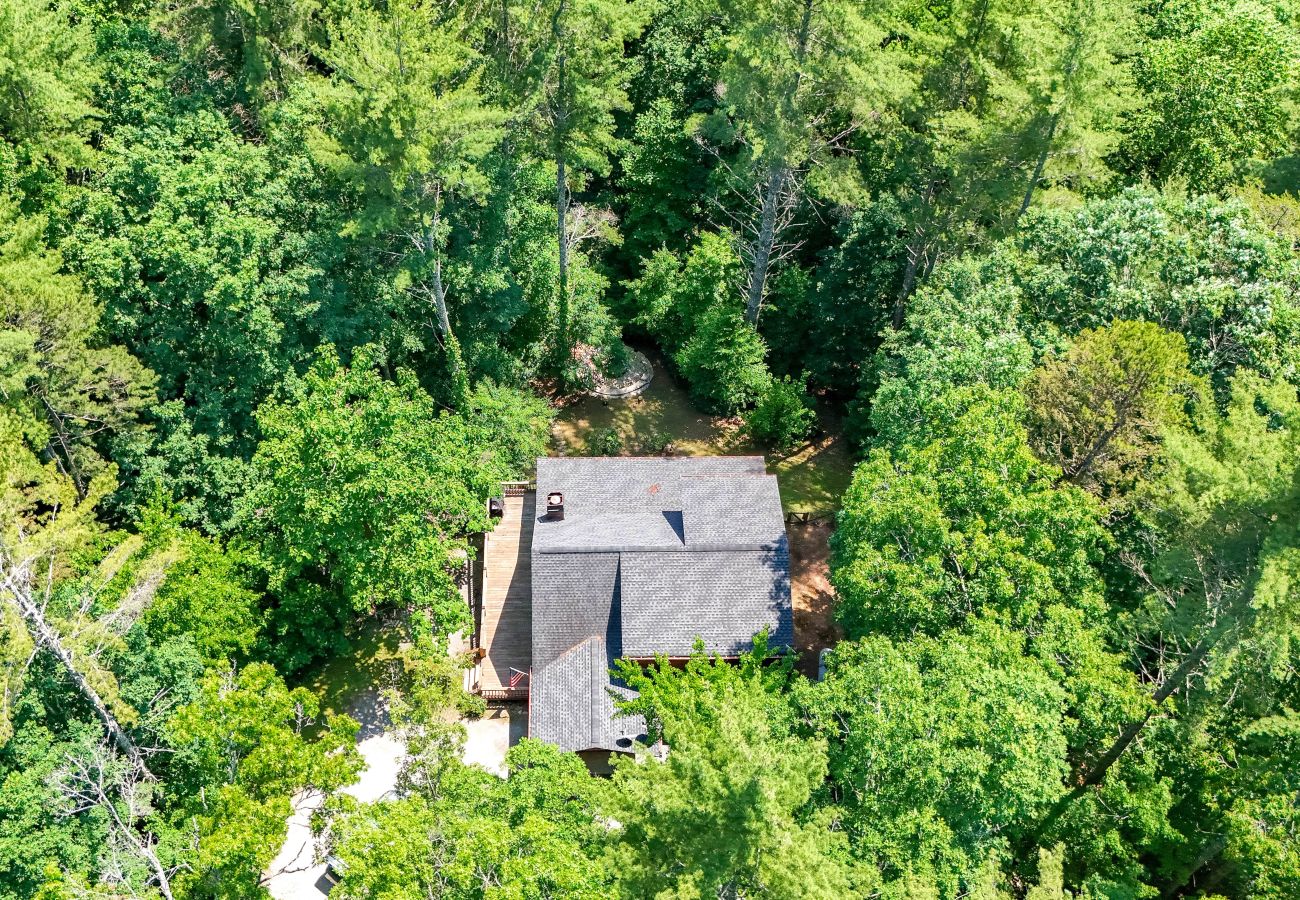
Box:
583;346;653;399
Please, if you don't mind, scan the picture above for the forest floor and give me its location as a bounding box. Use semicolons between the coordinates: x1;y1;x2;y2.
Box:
788;520;841;679
551;354;855;515
299;625;408;737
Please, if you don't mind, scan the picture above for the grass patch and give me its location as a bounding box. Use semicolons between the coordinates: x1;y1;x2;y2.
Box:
295;621;408;725
552;355;856;514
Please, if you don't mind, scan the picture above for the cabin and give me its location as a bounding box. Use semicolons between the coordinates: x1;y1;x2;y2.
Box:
472;456;793;770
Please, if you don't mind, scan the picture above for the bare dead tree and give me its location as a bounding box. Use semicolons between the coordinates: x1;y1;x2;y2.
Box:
0;557;149;774
53;742;179;900
699;104;859;326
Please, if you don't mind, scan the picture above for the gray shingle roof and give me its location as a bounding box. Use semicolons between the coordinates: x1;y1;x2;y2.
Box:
528;456;792;753
530;637;646;753
531;551;619;667
619;546;792;658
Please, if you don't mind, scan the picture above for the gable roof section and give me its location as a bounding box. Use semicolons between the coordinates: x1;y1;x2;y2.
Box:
678;476;787;550
619;545;792;658
531;551;619;667
530;636;646;753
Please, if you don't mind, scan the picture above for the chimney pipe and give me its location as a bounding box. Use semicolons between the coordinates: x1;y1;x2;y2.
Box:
545;492;565;521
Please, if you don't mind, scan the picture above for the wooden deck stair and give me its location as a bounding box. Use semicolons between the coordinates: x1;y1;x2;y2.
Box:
477;490;534;696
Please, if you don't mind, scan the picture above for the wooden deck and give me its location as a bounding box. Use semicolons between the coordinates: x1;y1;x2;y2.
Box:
477;490;534;695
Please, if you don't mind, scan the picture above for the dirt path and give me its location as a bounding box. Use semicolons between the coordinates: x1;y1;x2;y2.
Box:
788;520;840;679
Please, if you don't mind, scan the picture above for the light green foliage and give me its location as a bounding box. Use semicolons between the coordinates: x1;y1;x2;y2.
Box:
1025;321;1205;500
745;374;814;452
1018;188;1300;391
834;387;1109;639
866;186;1300;451
867;254;1033;450
880;0;1060;313
1140;374;1300;671
1014;0;1136;212
239;347;547;669
612;634;796;743
137;511;262;666
798;624;1070;896
482;0;648;372
2;0;1297;892
1121;0;1299;191
315;0;502;224
1216;708;1300;898
628;232;740;359
328;740;611;900
709;0;907;320
829;391;1159;893
714;0;895;179
608;644;854;899
0;199;156;497
167;662;362;900
0;0;98;173
385;635;471;798
526;0;649;178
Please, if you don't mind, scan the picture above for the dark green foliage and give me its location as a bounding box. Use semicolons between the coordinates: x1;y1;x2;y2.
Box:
745;374;815;452
626;232;774;415
676;303;771;415
238;347;549;670
794;200;908;397
0;721;106;900
69;104;334;456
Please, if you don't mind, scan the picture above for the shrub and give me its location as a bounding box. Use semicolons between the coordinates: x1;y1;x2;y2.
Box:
625;232;740;358
591;426;623;455
675;305;771;416
746;375;815;452
456;691;487;719
639;426;673;455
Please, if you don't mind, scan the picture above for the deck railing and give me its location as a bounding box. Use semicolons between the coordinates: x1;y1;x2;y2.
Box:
480;687;529;702
500;480;535;497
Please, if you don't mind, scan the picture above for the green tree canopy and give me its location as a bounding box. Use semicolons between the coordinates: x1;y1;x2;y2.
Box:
834;387;1109;639
1025;320;1205;500
607;644;855;899
1120;0;1300;191
0;198;156;498
798;623;1070;895
0;0;98;176
238;346;548;669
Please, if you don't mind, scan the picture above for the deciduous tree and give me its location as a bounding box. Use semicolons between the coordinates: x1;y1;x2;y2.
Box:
1025;320;1204;499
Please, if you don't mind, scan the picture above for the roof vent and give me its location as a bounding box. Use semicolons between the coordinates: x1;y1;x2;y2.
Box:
545;492;565;521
